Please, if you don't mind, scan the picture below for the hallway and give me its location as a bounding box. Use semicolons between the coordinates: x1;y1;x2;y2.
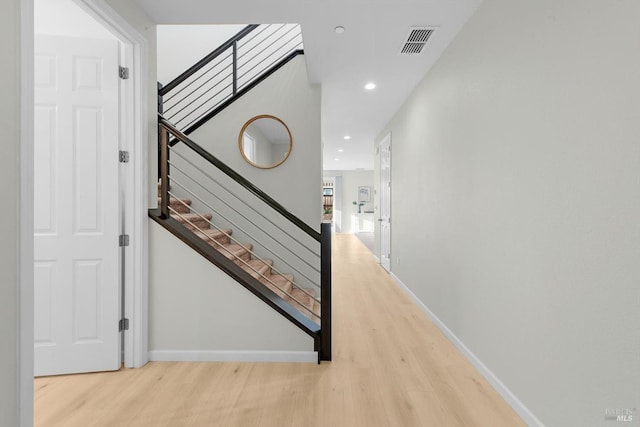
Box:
34;234;523;426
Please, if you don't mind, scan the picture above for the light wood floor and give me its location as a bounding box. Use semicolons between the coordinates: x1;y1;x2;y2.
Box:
35;234;524;427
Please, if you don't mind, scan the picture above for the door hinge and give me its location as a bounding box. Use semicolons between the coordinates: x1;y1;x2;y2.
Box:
119;234;130;247
119;66;129;80
119;150;130;163
119;318;129;332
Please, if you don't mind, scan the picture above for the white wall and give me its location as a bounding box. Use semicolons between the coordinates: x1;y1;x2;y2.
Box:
189;55;321;228
157;24;244;84
325;170;373;234
375;0;640;426
0;0;21;425
35;0;113;38
149;221;313;355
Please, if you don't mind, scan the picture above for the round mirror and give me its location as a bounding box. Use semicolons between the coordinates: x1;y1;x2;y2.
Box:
238;115;293;169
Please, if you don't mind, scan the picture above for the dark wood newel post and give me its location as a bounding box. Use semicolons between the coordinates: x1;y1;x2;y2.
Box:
157;82;164;182
320;222;332;361
159;125;169;219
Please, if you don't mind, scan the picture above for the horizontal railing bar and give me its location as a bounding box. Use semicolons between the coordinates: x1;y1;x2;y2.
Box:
167;76;232;122
160;115;321;242
169;166;321;278
237;24;299;63
169;148;320;258
163;54;233;109
164;52;233;103
236;24;287;61
237;41;302;89
168;171;321;286
234;23;272;51
236;27;299;81
170;190;322;298
159;24;259;96
171;82;234;126
180;49;304;136
177;94;235;132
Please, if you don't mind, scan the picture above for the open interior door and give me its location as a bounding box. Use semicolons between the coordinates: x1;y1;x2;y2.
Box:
34;35;121;376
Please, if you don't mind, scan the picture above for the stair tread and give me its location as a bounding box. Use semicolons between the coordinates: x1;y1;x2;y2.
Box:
241;258;272;279
286;288;315;314
172;212;212;221
194;227;231;237
172;212;212;232
194;228;232;248
260;274;294;298
216;243;253;263
162;198;192;213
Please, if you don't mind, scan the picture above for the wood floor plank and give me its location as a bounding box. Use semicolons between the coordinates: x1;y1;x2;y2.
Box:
34;233;525;427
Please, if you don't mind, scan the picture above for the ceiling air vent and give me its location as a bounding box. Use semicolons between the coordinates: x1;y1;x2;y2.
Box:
400;27;436;55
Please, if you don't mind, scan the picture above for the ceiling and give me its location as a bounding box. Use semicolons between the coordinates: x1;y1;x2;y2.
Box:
135;0;481;171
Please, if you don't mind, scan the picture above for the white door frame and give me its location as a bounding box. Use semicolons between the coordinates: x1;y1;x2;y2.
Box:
19;0;149;424
379;133;391;272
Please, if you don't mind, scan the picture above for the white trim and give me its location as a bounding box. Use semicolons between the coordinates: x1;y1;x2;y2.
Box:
19;0;35;425
373;255;380;263
389;272;544;427
76;0;150;369
378;132;392;273
149;350;318;363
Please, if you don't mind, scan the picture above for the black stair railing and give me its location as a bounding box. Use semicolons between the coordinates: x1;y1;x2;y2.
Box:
158;24;304;136
153;115;332;362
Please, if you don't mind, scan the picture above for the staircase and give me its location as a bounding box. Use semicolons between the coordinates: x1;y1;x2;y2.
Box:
150;24;331;362
158;190;320;323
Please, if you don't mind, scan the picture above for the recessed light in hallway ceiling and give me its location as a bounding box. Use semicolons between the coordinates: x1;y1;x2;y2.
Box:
334;26;345;34
364;82;376;90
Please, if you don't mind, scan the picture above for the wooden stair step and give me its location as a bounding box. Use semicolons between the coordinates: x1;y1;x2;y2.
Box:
285;288;315;316
172;212;212;231
160;197;192;214
194;228;232;247
218;243;252;263
260;274;293;299
240;258;272;279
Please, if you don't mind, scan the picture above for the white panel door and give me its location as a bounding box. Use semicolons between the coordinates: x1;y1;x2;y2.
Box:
34;35;121;376
379;134;391;272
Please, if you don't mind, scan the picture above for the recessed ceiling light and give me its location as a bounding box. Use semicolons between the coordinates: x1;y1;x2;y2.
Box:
364;82;377;90
338;149;344;152
343;135;351;140
334;26;345;34
334;158;340;161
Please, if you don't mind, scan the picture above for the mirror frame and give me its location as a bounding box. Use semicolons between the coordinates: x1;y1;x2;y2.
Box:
238;114;293;169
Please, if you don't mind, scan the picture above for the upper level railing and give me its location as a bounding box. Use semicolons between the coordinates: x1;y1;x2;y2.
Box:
154;115;331;362
158;24;304;135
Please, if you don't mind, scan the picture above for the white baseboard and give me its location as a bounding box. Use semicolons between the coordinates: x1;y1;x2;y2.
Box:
390;273;544;427
373;255;380;263
149;350;318;363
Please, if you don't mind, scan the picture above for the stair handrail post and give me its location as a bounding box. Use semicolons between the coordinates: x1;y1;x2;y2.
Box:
159;124;170;219
157;82;164;181
320;222;332;361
